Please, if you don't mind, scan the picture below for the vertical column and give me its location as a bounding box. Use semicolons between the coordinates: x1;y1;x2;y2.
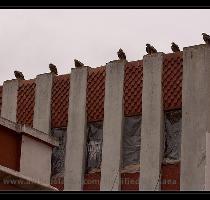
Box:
181;44;210;190
1;79;20;122
100;60;126;191
33;73;53;134
205;132;210;190
64;67;88;191
140;53;164;191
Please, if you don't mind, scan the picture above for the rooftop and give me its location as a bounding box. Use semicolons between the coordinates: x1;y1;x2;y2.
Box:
0;51;183;128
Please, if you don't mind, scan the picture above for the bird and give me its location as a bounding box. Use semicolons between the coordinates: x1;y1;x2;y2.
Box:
171;42;180;53
14;70;24;80
117;48;126;60
49;63;58;75
74;59;84;68
146;44;157;55
202;33;210;45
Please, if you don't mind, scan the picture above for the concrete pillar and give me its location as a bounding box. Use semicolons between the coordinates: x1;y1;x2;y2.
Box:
140;53;164;191
100;60;126;191
181;44;210;191
1;79;20;122
64;67;88;191
33;73;53;134
205;132;210;190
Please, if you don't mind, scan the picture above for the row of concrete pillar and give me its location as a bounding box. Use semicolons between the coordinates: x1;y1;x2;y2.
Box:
1;44;210;191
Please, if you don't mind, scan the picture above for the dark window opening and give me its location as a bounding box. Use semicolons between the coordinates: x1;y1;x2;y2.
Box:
85;122;103;173
163;110;182;164
50;128;67;185
121;116;141;173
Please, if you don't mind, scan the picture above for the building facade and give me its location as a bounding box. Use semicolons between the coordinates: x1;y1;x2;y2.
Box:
0;44;209;191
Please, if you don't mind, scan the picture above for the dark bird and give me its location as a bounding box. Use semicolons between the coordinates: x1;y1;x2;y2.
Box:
202;33;210;44
74;59;84;68
49;63;58;75
146;44;157;55
14;70;24;80
117;48;126;60
171;42;180;52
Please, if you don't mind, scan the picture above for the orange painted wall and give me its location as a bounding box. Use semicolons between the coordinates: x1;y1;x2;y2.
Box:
0;125;21;171
0;183;22;190
83;172;101;191
161;163;180;191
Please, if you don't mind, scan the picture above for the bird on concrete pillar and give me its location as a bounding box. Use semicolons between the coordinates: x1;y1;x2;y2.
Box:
74;59;84;68
14;70;25;80
117;48;126;60
49;63;58;75
146;44;157;55
202;33;210;45
171;42;180;53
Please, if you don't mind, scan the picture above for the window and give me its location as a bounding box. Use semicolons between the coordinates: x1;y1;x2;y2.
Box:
121;116;141;173
163;110;182;163
86;122;103;173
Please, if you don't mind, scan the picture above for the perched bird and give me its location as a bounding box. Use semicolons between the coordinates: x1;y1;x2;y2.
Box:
74;59;84;68
49;63;58;75
202;33;210;44
14;70;24;80
171;42;180;53
117;48;126;60
146;44;157;55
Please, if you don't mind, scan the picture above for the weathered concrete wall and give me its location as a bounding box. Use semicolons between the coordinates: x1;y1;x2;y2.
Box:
1;79;20;122
181;44;210;191
100;60;126;191
19;135;52;184
140;53;164;191
64;67;88;191
205;132;210;190
33;73;53;134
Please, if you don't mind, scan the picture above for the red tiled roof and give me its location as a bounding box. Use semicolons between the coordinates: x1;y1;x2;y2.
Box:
0;86;3;115
0;52;183;128
51;74;70;128
17;80;36;127
163;52;183;111
124;60;143;116
87;67;106;122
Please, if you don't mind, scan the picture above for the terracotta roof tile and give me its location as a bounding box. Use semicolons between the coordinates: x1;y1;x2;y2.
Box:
124;60;143;116
17;80;36;127
163;52;183;111
51;74;70;128
86;67;106;122
0;86;3;115
1;53;183;128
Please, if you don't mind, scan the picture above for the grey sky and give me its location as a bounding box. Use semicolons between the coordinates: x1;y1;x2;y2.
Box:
0;9;209;84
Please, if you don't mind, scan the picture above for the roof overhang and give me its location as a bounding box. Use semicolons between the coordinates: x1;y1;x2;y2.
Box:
0;117;59;147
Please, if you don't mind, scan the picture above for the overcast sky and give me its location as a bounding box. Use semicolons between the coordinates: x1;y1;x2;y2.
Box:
0;9;209;84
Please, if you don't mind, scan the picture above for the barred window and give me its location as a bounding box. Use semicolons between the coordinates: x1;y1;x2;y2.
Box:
86;122;103;173
163;110;182;164
121;116;141;173
51;128;67;180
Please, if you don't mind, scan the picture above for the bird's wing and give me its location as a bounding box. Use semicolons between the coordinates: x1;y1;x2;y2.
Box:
206;34;210;40
175;43;180;50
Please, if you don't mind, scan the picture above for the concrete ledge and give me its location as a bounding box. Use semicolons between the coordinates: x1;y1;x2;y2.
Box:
0;117;22;133
22;125;59;147
0;165;58;191
0;117;59;147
